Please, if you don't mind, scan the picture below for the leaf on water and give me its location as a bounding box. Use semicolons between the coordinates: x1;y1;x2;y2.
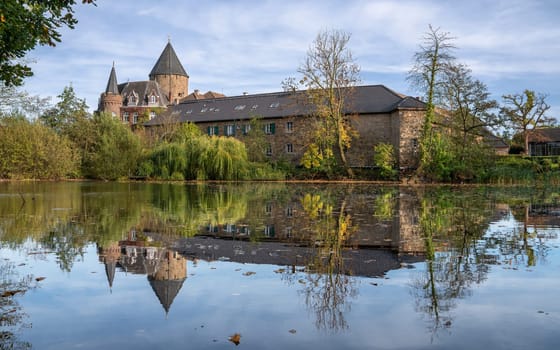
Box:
274;268;286;273
242;271;256;276
229;333;241;345
1;290;25;298
289;329;297;334
35;277;46;282
298;279;306;284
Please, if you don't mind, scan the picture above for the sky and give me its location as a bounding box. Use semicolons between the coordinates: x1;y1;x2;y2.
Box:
22;0;560;118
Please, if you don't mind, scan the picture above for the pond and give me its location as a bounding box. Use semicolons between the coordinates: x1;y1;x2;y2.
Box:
1;182;559;349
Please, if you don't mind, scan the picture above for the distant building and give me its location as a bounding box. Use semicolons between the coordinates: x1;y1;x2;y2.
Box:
97;40;223;126
527;128;560;156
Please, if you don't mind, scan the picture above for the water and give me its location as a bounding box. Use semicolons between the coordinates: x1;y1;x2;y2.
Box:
1;182;559;349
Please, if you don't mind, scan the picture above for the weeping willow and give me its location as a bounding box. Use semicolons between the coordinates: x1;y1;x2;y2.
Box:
146;135;253;180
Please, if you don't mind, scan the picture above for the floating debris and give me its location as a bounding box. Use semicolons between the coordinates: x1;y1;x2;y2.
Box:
242;271;256;276
35;277;46;282
289;329;297;334
2;289;25;298
229;333;241;345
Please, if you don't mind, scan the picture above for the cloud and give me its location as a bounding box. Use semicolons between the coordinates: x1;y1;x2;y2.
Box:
17;0;560;118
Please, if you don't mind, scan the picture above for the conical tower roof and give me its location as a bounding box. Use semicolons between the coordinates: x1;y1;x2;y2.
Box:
149;41;189;78
105;63;119;94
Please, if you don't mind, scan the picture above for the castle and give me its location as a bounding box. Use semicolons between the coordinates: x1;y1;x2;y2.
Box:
97;40;223;125
98;41;428;170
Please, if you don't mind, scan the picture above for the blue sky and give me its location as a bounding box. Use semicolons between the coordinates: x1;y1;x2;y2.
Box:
23;0;560;118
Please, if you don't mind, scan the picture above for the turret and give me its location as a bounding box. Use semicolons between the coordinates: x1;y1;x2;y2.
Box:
98;63;123;117
149;40;189;104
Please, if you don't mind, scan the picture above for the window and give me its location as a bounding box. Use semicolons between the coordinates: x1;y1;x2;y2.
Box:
269;102;280;108
128;95;137;106
133;112;138;124
225;124;235;136
266;143;272;156
149;95;157;104
265;202;273;214
234;105;246;111
286;121;293;133
207;126;219;136
286;143;294;153
111;112;116;117
186;109;193;114
264;123;275;135
149;111;156;120
201;107;208;113
242;124;251;135
285;227;292;238
123;112;129;122
286;206;293;217
264;224;275;237
251;104;258;110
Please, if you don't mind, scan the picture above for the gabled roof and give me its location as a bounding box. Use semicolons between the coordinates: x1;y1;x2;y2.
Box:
118;80;170;107
181;90;226;102
149;41;189;78
145;85;425;126
105;64;119;94
528;128;560;143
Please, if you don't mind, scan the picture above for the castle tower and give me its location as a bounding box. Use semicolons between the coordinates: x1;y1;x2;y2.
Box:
98;63;123;117
149;40;189;105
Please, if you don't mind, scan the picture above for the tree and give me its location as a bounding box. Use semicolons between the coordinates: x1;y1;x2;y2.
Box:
500;90;554;155
441;63;501;161
40;85;89;133
0;0;96;86
296;29;361;178
81;112;142;180
407;25;456;173
0;114;79;179
0;83;51;117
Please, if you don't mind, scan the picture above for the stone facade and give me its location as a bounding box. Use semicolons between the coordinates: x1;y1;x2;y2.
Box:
151;73;189;105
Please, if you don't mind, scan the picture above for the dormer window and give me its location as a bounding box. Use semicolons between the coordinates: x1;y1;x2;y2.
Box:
127;91;139;106
149;95;157;104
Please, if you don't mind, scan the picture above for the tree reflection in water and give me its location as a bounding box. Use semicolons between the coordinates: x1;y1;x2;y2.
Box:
0;259;38;350
294;193;358;332
410;189;493;337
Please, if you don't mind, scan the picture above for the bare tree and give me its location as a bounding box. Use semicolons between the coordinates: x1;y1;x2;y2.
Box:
501;90;554;155
297;29;361;177
441;63;501;160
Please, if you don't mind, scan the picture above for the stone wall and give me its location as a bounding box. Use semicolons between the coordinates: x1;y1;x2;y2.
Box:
396;110;424;170
193;110;424;169
153;74;189;104
98;92;122;118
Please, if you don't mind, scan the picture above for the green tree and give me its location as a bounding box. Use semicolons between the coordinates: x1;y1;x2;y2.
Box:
294;29;361;178
500;90;554;155
243;117;268;163
40;85;89;133
0;114;79;179
373;142;397;180
407;25;456;175
0;0;96;86
82;112;142;180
